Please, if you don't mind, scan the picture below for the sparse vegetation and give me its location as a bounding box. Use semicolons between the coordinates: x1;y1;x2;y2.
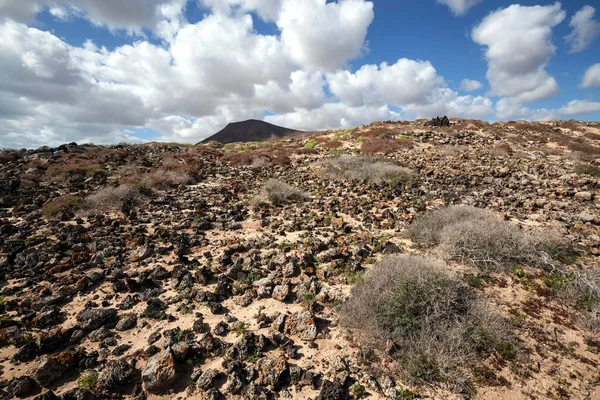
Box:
575;164;600;178
561;269;600;331
322;155;415;185
85;184;140;212
304;139;317;149
251;179;307;208
360;138;413;154
77;370;99;389
407;205;571;271
339;255;517;389
42;194;85;217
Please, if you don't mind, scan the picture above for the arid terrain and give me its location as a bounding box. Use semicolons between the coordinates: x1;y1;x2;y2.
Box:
0;118;599;400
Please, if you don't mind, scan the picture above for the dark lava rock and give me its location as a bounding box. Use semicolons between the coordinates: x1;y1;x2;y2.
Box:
29;351;76;387
316;380;348;400
5;376;38;398
76;308;118;331
97;359;135;390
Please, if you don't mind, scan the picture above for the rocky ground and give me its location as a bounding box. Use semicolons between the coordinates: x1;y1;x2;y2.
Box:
0;118;599;399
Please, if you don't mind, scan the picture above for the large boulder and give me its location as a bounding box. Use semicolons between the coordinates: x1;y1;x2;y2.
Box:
142;349;176;393
97;359;134;390
29;351;76;387
76;308;118;331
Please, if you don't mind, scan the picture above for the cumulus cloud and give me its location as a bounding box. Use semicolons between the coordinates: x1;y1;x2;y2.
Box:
581;63;600;88
437;0;481;16
327;59;444;107
265;104;401;131
406;89;494;119
472;3;565;103
566;5;600;53
278;0;374;71
460;79;483;91
557;99;600;115
0;0;183;32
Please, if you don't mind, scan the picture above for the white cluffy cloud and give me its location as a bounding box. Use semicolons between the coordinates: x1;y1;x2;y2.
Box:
472;2;565;104
566;5;600;53
460;79;483;92
581;63;600;88
437;0;481;16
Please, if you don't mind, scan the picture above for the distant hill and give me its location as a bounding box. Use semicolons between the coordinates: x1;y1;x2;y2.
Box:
199;119;303;144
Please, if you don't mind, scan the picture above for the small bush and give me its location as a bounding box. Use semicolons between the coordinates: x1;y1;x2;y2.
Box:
42;195;85;217
251;179;307;208
562;269;600;331
575;164;600;178
322;155;415;185
86;184;140;212
304;139;317;149
339;255;516;389
77;370;99;389
360;138;413;154
407;205;570;271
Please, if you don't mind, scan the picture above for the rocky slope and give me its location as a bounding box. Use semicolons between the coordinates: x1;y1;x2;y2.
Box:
0;119;599;400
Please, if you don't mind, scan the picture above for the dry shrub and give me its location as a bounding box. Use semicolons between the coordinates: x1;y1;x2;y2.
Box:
567;141;600;156
562;269;600;331
584;132;600;141
489;142;514;157
452;119;491;130
121;169;192;192
188;145;224;159
322;155;415;185
45;162;106;183
558;120;582;131
509;121;557;135
339;255;517;389
139;169;192;189
408;205;570;271
575;164;600;178
351;127;396;139
42;195;85;217
360;138;413;154
85;184;140;212
0;151;19;164
225;149;291;167
295;147;319;155
318;139;343;150
251;179;307;208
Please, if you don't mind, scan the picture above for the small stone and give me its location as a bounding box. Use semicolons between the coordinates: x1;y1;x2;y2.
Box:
574;191;593;201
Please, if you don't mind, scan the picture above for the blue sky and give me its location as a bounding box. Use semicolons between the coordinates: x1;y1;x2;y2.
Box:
0;0;599;147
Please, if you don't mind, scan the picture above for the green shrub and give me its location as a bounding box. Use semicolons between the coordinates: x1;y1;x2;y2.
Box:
339;255;517;389
77;370;99;389
304;139;318;149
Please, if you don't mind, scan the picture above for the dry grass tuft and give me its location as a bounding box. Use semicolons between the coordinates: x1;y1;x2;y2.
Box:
408;205;571;271
322;155;415;185
339;255;517;389
562;269;600;332
360;138;413;154
251;179;307;208
85;184;141;213
42;195;85;217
